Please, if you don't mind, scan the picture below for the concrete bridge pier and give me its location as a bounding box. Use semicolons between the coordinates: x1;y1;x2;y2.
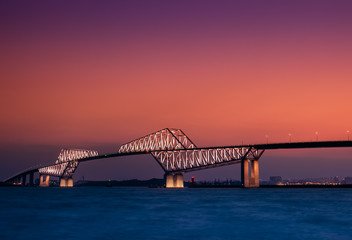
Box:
15;177;21;185
29;172;34;186
241;159;259;188
39;175;50;187
21;174;26;186
59;177;74;187
165;173;184;188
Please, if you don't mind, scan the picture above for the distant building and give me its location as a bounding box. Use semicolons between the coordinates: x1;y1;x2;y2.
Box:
342;177;352;184
332;176;339;183
269;176;282;185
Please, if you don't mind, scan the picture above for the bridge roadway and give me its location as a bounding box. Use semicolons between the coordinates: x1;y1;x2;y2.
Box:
83;140;352;162
5;140;352;188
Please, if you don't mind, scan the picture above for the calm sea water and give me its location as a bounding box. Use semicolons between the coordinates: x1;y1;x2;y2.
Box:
1;187;352;240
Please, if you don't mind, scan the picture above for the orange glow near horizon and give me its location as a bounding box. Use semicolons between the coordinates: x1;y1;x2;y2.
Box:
1;1;352;148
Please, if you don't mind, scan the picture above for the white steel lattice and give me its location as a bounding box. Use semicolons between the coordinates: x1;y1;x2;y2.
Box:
151;147;264;172
38;149;98;177
118;128;196;153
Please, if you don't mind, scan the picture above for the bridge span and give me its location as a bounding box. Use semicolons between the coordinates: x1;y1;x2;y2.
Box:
4;128;352;188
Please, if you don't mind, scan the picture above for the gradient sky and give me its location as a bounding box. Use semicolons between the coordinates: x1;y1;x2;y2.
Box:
1;0;352;181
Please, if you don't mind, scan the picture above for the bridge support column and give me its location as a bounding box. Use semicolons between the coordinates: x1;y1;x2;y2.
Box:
60;177;74;187
29;173;34;186
241;159;259;188
60;178;67;187
165;173;184;188
22;174;27;186
39;175;50;187
16;177;21;185
67;178;74;187
241;159;249;187
251;160;259;187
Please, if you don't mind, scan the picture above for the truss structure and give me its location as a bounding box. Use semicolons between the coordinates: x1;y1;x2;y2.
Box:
8;128;269;182
118;128;265;173
151;147;265;172
118;128;196;153
38;149;98;177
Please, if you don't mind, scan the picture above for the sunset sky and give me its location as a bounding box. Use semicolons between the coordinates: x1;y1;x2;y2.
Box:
1;1;352;181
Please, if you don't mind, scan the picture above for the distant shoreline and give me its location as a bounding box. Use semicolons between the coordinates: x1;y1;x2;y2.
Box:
2;180;352;188
189;184;352;188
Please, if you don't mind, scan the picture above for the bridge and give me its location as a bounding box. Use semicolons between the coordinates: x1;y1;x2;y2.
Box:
4;128;352;188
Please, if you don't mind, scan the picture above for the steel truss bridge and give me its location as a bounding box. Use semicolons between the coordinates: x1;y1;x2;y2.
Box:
4;128;352;188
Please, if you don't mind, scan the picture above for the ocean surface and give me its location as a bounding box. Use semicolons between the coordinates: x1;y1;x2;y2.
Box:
1;187;352;240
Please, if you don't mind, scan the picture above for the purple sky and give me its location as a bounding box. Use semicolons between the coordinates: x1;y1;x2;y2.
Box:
1;0;352;181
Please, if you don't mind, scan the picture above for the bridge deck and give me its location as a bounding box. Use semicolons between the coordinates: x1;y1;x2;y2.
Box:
252;141;352;149
5;140;352;182
138;140;352;151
